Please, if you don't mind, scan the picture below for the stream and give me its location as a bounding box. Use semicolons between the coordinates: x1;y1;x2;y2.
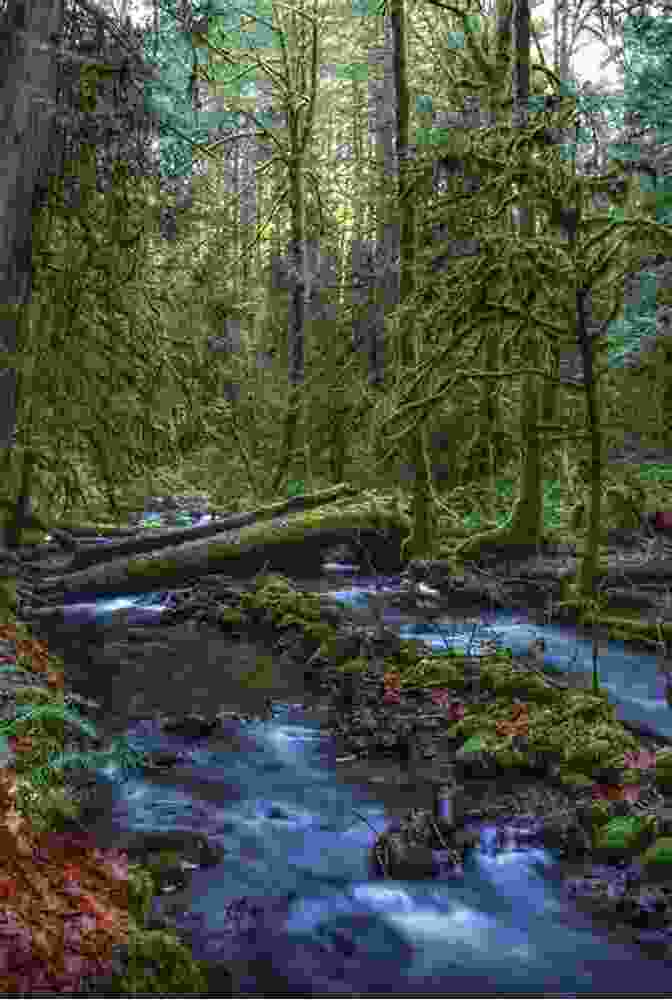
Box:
42;521;672;995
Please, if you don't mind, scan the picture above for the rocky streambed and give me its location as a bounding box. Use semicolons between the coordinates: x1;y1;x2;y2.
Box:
8;517;672;993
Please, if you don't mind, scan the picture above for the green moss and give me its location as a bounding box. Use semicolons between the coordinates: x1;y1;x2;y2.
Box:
107;924;208;995
12;684;59;706
638;837;672;879
593;814;658;859
239;654;278;688
654;750;672;791
217;607;247;628
442;684;637;779
336;657;370;674
558;770;595;789
127;863;156;926
127;555;181;577
12;779;82;834
302;621;337;645
586;799;614;833
491;746;529;769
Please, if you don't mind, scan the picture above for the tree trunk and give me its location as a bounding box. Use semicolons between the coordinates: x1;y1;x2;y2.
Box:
0;0;63;614
391;0;436;560
495;0;544;547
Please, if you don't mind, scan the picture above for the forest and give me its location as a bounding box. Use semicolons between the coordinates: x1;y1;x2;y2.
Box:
2;0;672;992
0;0;671;601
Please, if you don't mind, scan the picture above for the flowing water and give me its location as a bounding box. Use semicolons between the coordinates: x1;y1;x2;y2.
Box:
43;517;672;994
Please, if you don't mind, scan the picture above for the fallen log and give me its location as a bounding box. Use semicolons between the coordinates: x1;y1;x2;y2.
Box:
67;484;362;572
32;495;408;601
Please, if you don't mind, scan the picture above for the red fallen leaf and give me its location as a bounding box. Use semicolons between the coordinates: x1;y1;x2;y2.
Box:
654;511;672;532
62;864;82;883
382;689;401;704
8;735;34;754
430;690;467;720
0;878;18;899
622;749;657;770
495;702;530;737
592;782;642;803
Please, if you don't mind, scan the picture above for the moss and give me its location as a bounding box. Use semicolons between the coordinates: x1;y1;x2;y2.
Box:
12;684;60;706
12;779;83;834
217;607;247;628
444;684;637;779
239;654;278;688
127;863;156;926
593;814;658;860
107;923;208;995
586;799;614;833
336;657;370;674
398;657;469;692
558;770;595;789
491;746;529;769
302;621;337;645
654;750;672;791
127;555;181;578
638;837;672;879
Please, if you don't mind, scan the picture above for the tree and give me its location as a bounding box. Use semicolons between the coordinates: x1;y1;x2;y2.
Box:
0;0;66;620
0;0;64;525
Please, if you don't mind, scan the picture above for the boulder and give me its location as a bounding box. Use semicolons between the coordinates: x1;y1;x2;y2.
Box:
637;836;672;881
592;814;658;863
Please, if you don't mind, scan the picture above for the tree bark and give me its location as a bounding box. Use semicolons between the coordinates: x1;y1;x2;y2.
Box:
0;0;63;612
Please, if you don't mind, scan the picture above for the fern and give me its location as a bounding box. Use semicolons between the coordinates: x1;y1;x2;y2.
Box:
0;701;100;741
0;694;149;790
26;735;150;790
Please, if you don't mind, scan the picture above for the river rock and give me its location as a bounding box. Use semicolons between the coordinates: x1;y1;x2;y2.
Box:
370;805;479;879
591;814;658;863
638;836;672;879
115;829;225;870
160;713;224;740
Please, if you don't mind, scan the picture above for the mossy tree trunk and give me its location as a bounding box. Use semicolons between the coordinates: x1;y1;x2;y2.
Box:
487;0;544;548
574;288;604;599
391;0;436;560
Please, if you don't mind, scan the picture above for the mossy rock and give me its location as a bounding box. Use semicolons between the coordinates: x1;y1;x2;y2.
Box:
302;620;337;645
397;655;470;691
586;798;615;833
128;863;156;926
558;770;595;790
13;780;82;834
108;925;208;995
239;654;278;688
654;749;672;792
637;837;672;880
336;656;370;674
217;607;248;629
592;814;658;862
479;662;560;705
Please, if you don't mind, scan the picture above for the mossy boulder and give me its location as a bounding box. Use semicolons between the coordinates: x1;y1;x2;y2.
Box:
637;836;672;880
217;607;248;629
654;749;672;793
128;863;156;926
592;814;658;862
557;770;595;790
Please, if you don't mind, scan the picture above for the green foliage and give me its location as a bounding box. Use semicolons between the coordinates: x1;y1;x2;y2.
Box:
127;864;157;926
287;478;306;497
12;780;83;834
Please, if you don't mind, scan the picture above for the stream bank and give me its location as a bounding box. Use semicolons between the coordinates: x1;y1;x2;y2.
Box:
7;503;672;994
17;568;672;990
